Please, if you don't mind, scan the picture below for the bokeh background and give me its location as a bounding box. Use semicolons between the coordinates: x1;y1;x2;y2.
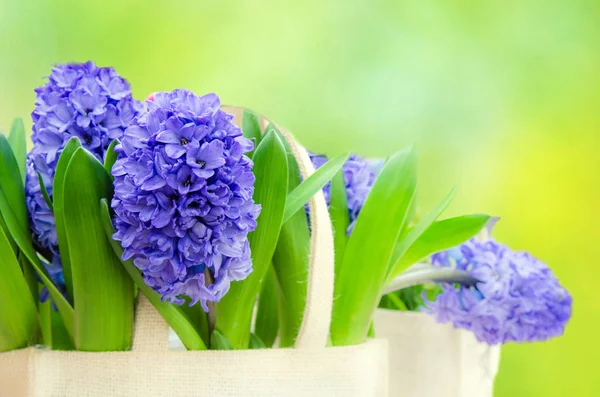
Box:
1;1;598;395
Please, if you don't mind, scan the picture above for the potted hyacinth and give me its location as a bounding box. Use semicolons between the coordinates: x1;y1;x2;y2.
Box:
0;61;393;396
375;224;572;397
0;61;351;353
301;153;573;397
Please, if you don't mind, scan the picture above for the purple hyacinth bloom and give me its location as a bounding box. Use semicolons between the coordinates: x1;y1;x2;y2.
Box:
309;154;375;234
111;90;260;310
25;61;141;289
424;238;572;345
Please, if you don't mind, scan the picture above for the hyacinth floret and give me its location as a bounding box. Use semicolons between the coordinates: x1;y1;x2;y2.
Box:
111;89;260;310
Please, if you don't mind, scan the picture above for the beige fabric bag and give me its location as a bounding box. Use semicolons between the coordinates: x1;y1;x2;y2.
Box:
0;109;388;397
374;309;500;397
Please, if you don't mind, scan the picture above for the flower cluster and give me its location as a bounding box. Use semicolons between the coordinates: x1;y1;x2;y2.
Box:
309;154;375;233
111;90;260;310
25;61;141;284
424;239;572;345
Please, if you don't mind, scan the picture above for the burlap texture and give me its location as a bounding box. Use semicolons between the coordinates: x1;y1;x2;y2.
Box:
0;108;388;397
374;309;500;397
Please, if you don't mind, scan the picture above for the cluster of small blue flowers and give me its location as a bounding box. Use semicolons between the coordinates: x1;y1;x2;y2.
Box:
111;90;260;310
25;61;141;284
424;239;572;345
309;154;375;233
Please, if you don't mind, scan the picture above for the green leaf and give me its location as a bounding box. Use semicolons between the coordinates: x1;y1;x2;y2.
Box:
0;224;38;352
331;146;417;346
8;118;26;184
386;187;456;281
53;137;82;303
63;148;134;351
255;266;279;348
215;130;288;349
390;214;491;274
210;329;233;350
0;132;28;253
49;305;75;350
39;295;75;350
380;293;408;311
0;135;29;227
0;188;75;342
242;110;262;159
39;295;52;347
249;333;266;349
329;167;349;277
271;132;311;347
100;199;207;351
178;297;210;348
0;136;75;341
383;263;479;294
104;139;119;179
282;153;349;224
37;172;54;211
20;254;39;308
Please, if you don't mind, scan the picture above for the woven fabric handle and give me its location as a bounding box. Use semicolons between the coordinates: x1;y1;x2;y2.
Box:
132;106;334;351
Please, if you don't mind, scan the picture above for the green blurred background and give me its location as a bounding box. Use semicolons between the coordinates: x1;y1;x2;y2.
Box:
0;0;597;395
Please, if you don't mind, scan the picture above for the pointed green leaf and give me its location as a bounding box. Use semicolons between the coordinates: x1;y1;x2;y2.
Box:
63;148;134;351
282;153;349;223
0;188;74;341
20;254;39;307
210;329;233;350
271;132;311;347
329;167;349;276
178;296;210;348
104;139;119;179
37;172;54;211
53;137;82;302
8;118;26;184
39;295;52;347
331;147;417;346
0;135;29;227
0;213;16;254
0;225;38;352
100;199;207;351
39;295;75;350
380;293;408;311
255;266;279;348
242;110;262;159
215;130;288;349
391;214;491;274
0;138;75;341
249;333;266;349
386;187;456;281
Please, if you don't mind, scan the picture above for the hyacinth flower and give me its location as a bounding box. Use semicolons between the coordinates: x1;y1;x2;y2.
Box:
308;153;376;234
24;61;141;300
106;96;346;350
424;238;572;344
110;89;261;310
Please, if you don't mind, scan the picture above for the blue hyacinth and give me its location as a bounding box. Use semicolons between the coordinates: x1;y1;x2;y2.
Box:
424;238;572;345
111;90;260;310
25;61;141;290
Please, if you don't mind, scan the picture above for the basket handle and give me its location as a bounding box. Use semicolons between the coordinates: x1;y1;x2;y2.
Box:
132;106;334;351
